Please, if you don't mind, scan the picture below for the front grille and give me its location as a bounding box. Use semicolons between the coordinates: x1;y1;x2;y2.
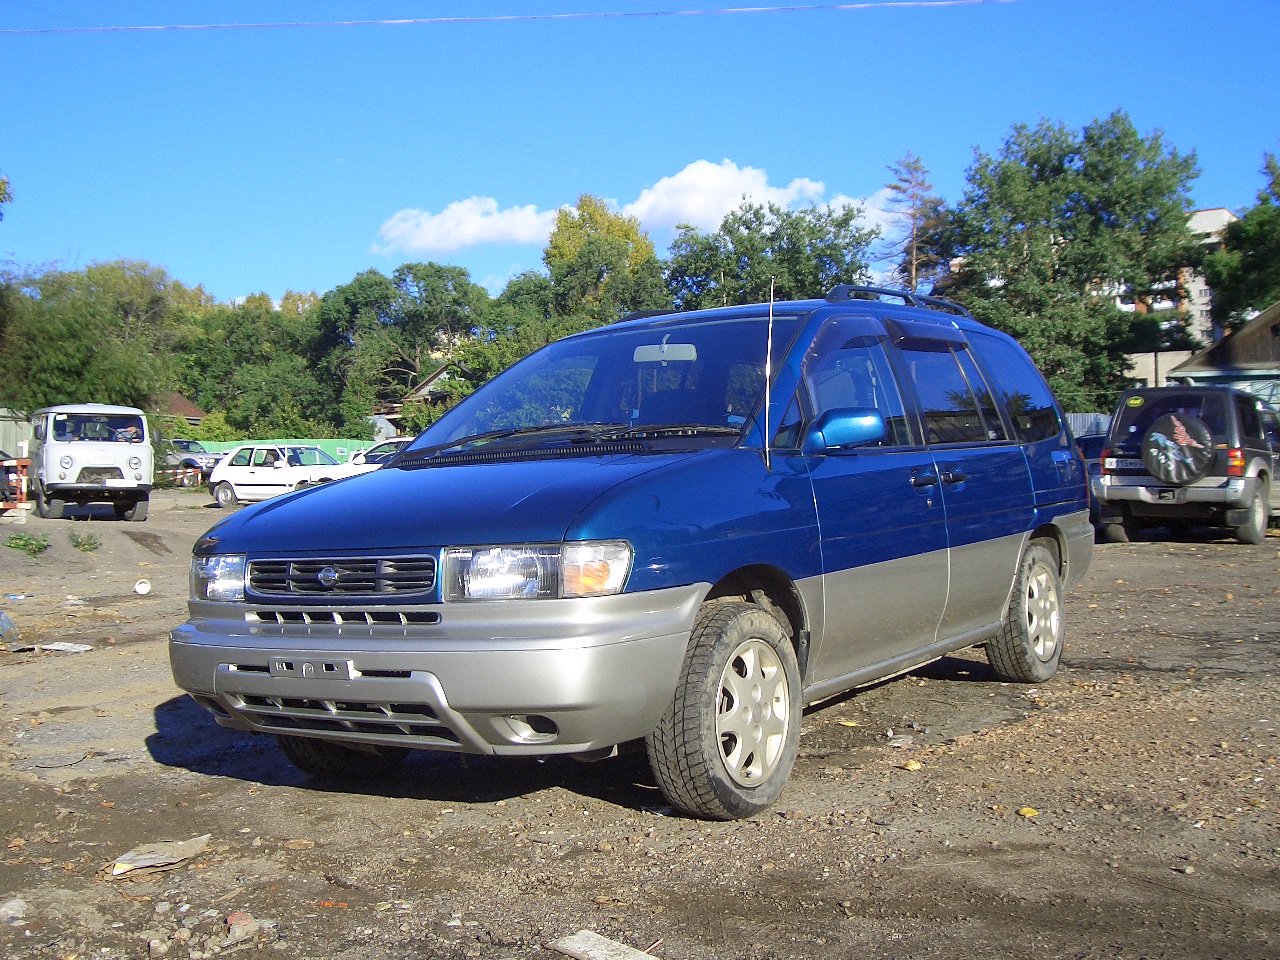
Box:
249;556;436;597
75;466;125;483
225;692;461;745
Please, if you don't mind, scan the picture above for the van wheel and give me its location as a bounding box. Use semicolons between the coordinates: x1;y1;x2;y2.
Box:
276;735;409;780
1234;484;1269;545
35;484;65;520
214;482;238;509
646;600;800;820
115;498;148;522
987;541;1063;683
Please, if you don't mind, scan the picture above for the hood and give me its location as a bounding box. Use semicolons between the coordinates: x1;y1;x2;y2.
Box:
198;452;692;556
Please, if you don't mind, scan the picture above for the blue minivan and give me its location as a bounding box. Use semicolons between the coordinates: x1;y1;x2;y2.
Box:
170;286;1093;819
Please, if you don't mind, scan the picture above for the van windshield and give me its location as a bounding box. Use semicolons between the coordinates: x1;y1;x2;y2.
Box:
54;414;146;443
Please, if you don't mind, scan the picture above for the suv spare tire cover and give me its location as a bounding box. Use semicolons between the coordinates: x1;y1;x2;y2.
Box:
1141;413;1215;485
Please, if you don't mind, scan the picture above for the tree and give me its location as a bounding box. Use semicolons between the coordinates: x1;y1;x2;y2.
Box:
0;260;209;413
1203;152;1280;330
881;152;948;292
0;171;11;221
934;111;1200;410
666;200;878;310
544;195;668;323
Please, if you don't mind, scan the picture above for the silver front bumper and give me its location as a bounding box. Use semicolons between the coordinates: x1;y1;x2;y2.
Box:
169;585;706;756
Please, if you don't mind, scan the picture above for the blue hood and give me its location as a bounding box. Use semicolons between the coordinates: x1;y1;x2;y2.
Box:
199;453;689;556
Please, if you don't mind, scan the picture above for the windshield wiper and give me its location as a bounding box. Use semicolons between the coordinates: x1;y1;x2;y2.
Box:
405;423;621;459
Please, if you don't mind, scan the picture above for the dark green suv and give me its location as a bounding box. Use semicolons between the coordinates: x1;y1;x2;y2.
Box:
1097;386;1280;543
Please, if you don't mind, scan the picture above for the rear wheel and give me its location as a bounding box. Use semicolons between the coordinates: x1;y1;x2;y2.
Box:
1234;484;1269;545
1101;509;1137;544
646;600;800;820
214;482;238;509
986;541;1063;683
276;735;409;781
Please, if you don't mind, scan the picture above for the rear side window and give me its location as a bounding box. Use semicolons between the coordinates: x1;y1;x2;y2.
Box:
966;331;1062;443
1236;396;1263;443
898;342;1006;444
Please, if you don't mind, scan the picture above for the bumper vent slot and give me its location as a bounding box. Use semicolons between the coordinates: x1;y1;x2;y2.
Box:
248;609;440;627
228;692;461;745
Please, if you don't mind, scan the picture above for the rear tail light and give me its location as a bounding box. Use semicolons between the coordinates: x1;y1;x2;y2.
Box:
1100;447;1113;475
1227;448;1245;476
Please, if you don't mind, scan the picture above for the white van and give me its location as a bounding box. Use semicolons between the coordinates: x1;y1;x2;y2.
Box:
29;404;153;520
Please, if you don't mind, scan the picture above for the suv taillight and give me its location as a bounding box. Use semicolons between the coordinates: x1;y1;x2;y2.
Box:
1100;447;1113;476
1227;448;1245;477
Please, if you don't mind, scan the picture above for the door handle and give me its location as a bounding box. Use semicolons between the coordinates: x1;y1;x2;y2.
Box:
940;469;967;484
910;470;939;488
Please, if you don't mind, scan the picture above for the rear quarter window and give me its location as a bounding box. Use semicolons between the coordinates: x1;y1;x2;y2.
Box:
966;330;1062;443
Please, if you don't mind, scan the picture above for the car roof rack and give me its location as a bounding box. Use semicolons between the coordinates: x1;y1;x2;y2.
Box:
825;284;974;320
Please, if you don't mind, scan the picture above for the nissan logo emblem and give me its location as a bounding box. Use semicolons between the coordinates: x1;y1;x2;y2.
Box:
316;566;340;589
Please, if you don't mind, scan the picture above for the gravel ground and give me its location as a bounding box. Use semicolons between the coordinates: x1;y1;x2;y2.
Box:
1;491;1277;960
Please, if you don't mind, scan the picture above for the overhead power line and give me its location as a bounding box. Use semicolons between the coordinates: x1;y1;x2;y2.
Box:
2;1;1017;36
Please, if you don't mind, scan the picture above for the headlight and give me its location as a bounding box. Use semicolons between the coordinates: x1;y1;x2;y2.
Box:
191;554;247;601
443;541;631;601
60;455;73;469
129;456;142;470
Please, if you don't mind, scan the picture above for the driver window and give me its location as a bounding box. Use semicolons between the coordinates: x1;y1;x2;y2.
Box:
801;322;914;447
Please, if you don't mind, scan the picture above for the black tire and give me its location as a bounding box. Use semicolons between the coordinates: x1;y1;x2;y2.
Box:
214;482;238;509
1234;483;1269;545
646;600;801;820
1141;413;1215;485
276;735;409;781
179;466;201;488
114;498;149;522
35;483;65;520
987;541;1064;683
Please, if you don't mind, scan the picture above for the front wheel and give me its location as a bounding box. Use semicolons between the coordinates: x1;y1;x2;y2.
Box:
214;482;238;509
276;735;409;781
1234;484;1269;544
986;541;1064;683
114;497;149;522
646;600;800;820
34;483;65;520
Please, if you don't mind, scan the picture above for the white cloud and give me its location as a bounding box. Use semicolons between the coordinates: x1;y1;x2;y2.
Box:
375;196;560;254
622;159;826;232
374;161;885;258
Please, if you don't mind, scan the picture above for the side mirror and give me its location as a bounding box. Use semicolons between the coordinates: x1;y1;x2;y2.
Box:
801;408;887;455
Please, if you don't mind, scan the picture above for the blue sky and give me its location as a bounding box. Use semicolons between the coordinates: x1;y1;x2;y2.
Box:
2;0;1276;303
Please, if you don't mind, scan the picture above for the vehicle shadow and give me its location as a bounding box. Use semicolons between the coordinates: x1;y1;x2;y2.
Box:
147;694;664;811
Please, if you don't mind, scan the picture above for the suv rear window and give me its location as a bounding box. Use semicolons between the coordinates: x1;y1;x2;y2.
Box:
1112;393;1228;446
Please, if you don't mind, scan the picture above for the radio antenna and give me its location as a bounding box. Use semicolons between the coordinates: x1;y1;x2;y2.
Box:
765;277;775;472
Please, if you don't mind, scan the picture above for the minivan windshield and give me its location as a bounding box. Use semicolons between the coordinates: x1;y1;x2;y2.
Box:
407;314;803;455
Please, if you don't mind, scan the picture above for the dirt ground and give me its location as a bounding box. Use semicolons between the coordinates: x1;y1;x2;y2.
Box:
1;491;1277;960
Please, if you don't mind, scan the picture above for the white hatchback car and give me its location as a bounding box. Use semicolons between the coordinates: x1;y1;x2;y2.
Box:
303;437;410;485
208;444;338;508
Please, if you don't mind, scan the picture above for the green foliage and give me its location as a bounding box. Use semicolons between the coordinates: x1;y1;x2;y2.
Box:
184;411;243;443
935;111;1200;409
1203;153;1280;329
0;171;11;221
69;529;100;553
666;200;878;310
544;195;668;323
6;531;49;557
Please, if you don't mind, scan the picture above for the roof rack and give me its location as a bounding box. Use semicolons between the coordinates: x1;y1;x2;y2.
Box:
825;284;974;320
